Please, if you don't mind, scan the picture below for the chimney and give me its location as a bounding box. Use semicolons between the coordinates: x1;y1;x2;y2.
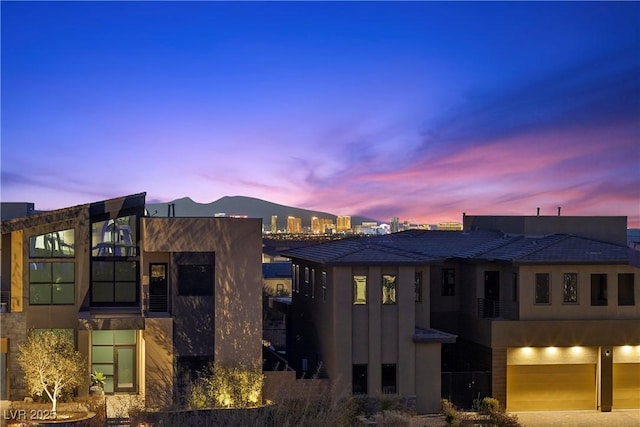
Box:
537;207;540;216
172;203;176;217
557;206;561;216
167;204;171;217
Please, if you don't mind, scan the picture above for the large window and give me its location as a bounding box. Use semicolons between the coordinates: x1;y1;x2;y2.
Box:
91;215;137;257
535;273;550;304
352;364;367;394
381;364;397;394
415;272;422;303
563;273;578;304
91;330;137;393
177;265;214;296
618;273;634;306
92;261;137;304
591;274;608;306
353;276;367;305
442;268;455;296
91;214;139;306
29;262;74;305
382;274;396;305
29;229;75;257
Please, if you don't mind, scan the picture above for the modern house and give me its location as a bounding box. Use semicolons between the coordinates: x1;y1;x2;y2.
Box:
0;193;263;408
282;215;640;413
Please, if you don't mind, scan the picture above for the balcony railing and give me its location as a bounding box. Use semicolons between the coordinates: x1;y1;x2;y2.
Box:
0;290;10;312
477;298;517;320
147;293;169;314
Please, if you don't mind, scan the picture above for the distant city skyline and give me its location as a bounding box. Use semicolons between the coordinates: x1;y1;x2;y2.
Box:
2;2;639;227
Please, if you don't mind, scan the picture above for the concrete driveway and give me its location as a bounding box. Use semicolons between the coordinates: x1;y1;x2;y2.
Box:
514;410;640;427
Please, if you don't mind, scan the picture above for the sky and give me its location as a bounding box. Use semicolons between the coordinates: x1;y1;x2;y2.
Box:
2;1;639;227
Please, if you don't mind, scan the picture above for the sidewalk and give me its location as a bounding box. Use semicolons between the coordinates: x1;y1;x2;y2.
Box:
514;409;640;427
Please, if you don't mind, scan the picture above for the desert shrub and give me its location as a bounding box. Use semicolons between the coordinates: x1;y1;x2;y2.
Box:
480;397;502;415
441;399;461;427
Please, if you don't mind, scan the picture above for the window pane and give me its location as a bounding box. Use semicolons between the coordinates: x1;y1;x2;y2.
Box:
103;376;114;393
591;274;607;306
563;273;578;303
92;364;114;375
93;331;113;345
92;261;114;281
92;219;110;256
535;273;550;304
352;364;368;394
92;346;114;363
442;269;455;296
114;282;137;302
52;283;74;304
415;273;422;302
30;262;52;283
114;330;136;345
92;282;114;302
381;364;397;394
53;262;74;283
30;235;51;257
618;274;634;306
382;275;396;305
353;276;367;305
55;229;75;257
30;283;52;304
115;262;136;281
116;347;135;389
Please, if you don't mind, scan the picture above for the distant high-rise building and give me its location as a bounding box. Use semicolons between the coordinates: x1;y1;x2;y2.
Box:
436;222;463;231
337;215;351;232
271;215;278;233
390;217;400;233
287;216;302;234
311;217;334;234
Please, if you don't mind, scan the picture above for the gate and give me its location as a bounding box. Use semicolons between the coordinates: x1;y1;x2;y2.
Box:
441;371;491;409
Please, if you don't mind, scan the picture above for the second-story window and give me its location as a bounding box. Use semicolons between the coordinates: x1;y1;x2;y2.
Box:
321;271;327;302
29;229;75;258
590;274;607;306
563;273;578;304
535;273;550;304
29;262;75;305
442;268;455;296
382;274;396;304
353;275;367;305
415;272;423;303
311;268;315;299
618;273;635;306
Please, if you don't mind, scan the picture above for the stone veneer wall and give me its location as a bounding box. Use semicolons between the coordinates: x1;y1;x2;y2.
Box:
1;311;27;400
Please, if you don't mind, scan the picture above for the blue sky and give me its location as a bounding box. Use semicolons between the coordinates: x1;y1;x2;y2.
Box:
2;1;639;226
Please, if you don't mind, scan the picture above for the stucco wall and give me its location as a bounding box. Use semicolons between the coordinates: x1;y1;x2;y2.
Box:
518;264;640;320
142;218;262;370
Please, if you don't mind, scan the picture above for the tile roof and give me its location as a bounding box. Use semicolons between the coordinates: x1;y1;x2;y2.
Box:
262;262;293;278
283;230;632;265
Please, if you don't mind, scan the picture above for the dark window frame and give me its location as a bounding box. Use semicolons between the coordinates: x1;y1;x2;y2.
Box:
591;274;608;306
381;363;397;394
29;261;75;305
618;273;634;306
382;274;397;305
352;364;368;395
562;273;579;304
535;273;550;304
442;268;455;296
415;272;423;303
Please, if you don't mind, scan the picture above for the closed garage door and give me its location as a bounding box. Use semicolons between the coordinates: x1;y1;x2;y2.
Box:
507;364;596;411
613;363;640;409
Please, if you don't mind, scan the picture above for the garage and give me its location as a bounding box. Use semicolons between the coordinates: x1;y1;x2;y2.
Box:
613;346;640;409
506;347;597;411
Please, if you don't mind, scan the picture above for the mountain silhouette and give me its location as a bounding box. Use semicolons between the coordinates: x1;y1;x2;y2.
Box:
146;196;378;229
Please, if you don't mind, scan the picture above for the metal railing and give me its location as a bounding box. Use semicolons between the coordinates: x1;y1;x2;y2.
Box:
0;290;9;312
477;298;517;320
147;293;169;314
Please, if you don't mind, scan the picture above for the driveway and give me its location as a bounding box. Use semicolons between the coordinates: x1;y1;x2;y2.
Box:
514;410;640;427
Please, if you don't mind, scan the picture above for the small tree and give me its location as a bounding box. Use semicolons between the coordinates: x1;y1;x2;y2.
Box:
17;330;86;416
